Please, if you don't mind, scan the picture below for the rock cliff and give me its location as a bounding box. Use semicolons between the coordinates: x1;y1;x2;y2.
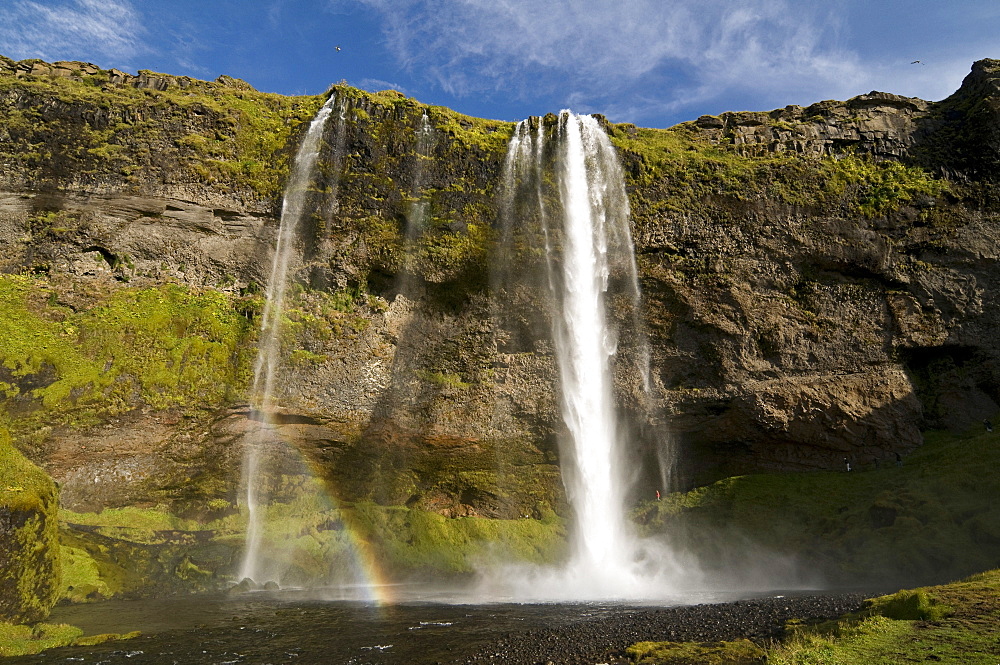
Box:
1;55;1000;597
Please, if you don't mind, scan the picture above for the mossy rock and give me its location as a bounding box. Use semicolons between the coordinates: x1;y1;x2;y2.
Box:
0;622;82;657
0;622;140;657
867;588;952;621
0;427;60;623
626;638;766;664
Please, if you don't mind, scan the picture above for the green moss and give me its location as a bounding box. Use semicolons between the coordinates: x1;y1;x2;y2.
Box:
0;428;60;623
0;622;82;656
766;570;1000;664
415;221;493;281
0;275;255;432
635;427;1000;585
57;517;230;601
626;638;765;664
0;430;54;515
212;93;324;199
609;120;948;219
0;63;322;200
289;349;328;365
828;156;949;216
349;502;566;575
0;622;139;656
58;544;113;602
60;506;199;532
416;370;471;391
428;107;514;153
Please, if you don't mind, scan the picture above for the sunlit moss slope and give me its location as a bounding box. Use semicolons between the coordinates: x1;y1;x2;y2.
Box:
636;427;1000;587
0;56;323;202
0;428;59;623
628;570;1000;664
0;273;255;435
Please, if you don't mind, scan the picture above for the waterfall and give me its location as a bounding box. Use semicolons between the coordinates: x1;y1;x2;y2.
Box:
498;111;680;599
397;111;435;297
238;94;338;585
551;112;629;582
407;111;434;240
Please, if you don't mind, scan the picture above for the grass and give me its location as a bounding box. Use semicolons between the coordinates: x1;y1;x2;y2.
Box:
627;638;765;664
764;570;1000;664
634;426;1000;587
625;571;1000;664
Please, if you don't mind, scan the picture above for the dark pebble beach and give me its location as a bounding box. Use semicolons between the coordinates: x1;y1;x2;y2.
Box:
455;592;868;665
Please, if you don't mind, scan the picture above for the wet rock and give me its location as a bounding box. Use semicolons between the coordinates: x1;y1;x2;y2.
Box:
457;593;867;665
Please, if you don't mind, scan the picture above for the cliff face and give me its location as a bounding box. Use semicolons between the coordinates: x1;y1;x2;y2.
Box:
1;55;1000;588
618;61;1000;481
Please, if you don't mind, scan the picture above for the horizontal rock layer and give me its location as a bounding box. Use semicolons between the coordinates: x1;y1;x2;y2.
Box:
1;55;999;519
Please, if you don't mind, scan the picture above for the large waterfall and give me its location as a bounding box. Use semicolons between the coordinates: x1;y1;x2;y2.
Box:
238;94;338;585
497;111;680;599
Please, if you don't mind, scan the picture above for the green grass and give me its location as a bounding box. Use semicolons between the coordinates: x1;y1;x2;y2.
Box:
765;570;1000;664
626;571;1000;664
635;426;1000;586
627;638;765;664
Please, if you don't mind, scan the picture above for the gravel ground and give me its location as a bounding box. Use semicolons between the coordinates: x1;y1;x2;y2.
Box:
454;593;868;665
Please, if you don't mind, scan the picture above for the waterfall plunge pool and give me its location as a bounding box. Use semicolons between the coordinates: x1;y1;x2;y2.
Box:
15;586;873;664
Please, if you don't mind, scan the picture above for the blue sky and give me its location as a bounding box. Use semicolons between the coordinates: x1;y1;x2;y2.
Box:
1;0;998;128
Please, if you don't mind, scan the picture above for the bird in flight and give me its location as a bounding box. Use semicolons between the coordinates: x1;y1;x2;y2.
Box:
911;60;924;65
336;45;342;52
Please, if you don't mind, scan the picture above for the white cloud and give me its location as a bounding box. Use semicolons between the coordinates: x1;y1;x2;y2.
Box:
0;0;144;65
356;78;408;95
347;0;874;121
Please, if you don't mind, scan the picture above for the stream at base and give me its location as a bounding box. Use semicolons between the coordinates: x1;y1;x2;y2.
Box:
9;587;873;665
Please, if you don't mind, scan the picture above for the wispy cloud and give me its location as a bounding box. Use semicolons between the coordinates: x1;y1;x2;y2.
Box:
356;78;408;95
0;0;144;65
347;0;876;123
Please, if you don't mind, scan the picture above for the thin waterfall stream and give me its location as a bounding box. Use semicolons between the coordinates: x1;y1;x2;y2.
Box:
238;94;337;585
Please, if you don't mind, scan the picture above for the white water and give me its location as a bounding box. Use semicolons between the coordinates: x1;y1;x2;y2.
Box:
493;112;686;600
407;111;434;240
238;95;337;584
554;113;629;584
397;112;435;297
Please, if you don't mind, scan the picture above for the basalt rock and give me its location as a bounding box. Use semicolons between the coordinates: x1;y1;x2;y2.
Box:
1;54;1000;529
